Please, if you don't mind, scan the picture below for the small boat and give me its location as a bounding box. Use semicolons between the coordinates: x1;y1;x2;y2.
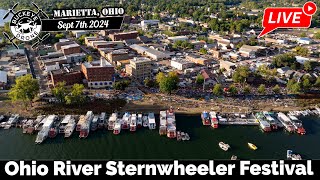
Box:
91;116;99;131
287;150;302;160
98;112;106;129
22;120;34;134
137;114;143;128
288;115;306;135
142;115;148;127
35;115;58;144
219;142;230;151
176;131;182;141
64;117;76;138
159;111;167;135
201;111;211;126
59;115;71;134
122;112;130;129
185;133;190;141
113;120;121;135
130;114;137;132
79;111;94;138
210;111;218;129
231;155;237;160
49;118;61;138
108;113;117;130
248;142;258;150
148;113;156;130
181;132;186;140
4;114;19;129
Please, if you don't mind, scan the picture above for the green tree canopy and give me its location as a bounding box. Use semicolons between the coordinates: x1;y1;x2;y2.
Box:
258;84;266;94
302;78;311;91
144;78;155;88
213;83;223;96
199;48;208;54
314;77;320;87
228;85;238;95
243;85;251;95
86;55;93;62
157;72;179;94
272;53;297;68
65;84;85;105
8;74;39;108
196;74;204;85
295;46;309;57
52;81;67;103
272;85;281;94
303;61;313;71
232;66;250;83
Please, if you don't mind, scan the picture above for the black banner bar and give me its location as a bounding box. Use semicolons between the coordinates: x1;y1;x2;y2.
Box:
0;160;319;177
41;17;123;31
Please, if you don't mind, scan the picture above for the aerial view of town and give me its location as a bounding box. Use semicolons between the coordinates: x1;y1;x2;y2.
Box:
0;0;320;160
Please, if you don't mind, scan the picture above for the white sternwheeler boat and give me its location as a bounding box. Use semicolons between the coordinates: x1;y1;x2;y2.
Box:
108;113;117;130
35;115;58;144
130;114;137;132
4;114;19;129
64;117;76;138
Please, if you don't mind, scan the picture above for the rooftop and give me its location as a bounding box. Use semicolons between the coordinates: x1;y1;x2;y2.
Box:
0;71;7;83
82;58;113;68
131;57;152;63
61;43;80;49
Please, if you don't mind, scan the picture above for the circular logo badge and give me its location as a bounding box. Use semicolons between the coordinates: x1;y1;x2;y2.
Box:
10;9;42;41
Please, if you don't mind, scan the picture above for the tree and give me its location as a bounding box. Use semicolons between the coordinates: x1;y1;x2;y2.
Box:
272;85;281;94
272;53;297;68
302;78;311;91
144;78;155;88
314;77;320;87
55;33;65;39
295;46;309;57
299;32;307;37
86;55;93;62
8;74;39;109
315;32;320;39
243;85;251;95
258;84;266;95
199;48;208;54
159;76;176;94
196;74;204;85
156;72;166;85
65;84;85;105
157;72;179;94
232;66;250;84
113;80;130;90
213;84;223;96
52;81;67;103
303;61;312;71
291;82;301;94
228;85;238;95
287;79;301;94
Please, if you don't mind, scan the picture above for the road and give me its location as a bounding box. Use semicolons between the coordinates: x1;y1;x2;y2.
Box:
25;46;50;92
24;48;36;79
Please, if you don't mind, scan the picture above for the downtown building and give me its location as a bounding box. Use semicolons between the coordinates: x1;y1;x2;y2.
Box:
126;57;152;81
81;57;115;88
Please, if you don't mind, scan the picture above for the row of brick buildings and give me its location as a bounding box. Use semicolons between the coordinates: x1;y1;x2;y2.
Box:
50;58;115;88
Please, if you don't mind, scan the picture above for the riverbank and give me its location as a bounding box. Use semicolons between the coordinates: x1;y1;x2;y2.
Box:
1;92;320;117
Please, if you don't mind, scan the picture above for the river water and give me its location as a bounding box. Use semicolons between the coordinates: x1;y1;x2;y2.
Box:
0;9;12;27
0;114;319;160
